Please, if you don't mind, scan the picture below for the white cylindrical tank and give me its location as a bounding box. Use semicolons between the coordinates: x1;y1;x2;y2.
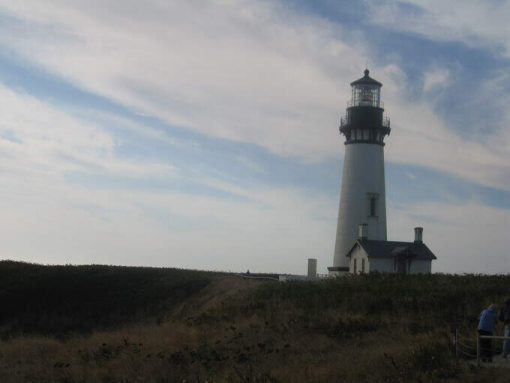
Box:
307;258;317;278
333;143;387;271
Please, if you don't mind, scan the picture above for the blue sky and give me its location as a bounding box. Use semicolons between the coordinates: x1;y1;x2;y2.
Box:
0;0;509;274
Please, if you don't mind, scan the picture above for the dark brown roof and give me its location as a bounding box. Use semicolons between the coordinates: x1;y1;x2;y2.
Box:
346;239;437;260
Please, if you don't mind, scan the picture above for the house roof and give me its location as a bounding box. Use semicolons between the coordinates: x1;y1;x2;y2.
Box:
346;239;437;260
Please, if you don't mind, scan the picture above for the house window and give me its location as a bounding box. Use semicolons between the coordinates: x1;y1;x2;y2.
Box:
353;259;357;273
367;193;379;217
361;259;366;273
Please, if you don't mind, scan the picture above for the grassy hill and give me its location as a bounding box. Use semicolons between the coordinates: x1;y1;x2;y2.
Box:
0;260;214;336
0;261;509;382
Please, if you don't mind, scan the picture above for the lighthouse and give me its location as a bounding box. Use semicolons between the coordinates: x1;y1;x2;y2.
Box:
329;69;391;275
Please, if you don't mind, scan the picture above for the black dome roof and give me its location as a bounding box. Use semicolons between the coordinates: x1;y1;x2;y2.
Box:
350;69;382;87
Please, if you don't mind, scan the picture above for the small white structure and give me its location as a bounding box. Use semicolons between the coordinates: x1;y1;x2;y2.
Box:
347;226;436;274
279;258;324;282
307;258;317;279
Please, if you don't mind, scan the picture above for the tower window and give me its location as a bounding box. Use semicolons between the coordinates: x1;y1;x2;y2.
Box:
367;193;379;217
353;259;357;273
361;259;366;273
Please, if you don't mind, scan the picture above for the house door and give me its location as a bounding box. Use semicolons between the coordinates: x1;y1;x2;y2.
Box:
397;257;407;274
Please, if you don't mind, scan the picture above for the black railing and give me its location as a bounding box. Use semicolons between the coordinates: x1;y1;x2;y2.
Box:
347;100;384;108
339;115;390;128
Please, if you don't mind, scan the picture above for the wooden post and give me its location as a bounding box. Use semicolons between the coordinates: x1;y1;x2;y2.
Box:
454;328;459;358
476;333;481;367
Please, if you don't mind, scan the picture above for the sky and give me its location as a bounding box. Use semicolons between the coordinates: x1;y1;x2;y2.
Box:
0;0;509;274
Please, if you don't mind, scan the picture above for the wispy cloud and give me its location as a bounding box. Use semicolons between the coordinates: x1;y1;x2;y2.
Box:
2;1;508;190
0;0;508;274
0;0;367;160
368;0;510;58
423;68;450;93
0;76;337;273
389;200;510;274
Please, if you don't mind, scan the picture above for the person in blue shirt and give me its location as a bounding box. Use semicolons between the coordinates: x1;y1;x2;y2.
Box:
478;304;498;362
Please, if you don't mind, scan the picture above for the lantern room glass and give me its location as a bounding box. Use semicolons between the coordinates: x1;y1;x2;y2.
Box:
351;85;381;107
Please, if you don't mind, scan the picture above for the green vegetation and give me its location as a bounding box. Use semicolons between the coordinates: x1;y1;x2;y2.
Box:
0;260;213;336
0;262;509;382
252;272;510;330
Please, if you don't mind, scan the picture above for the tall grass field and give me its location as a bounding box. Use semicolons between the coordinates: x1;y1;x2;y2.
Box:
0;260;509;382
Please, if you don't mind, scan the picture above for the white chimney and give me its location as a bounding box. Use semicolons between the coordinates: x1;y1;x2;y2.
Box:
358;223;368;240
414;227;423;243
307;258;317;278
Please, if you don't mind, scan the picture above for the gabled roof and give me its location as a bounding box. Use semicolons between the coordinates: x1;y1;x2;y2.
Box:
350;69;382;87
346;239;437;260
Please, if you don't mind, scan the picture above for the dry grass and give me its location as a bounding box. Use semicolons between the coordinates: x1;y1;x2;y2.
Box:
1;273;510;382
0;322;466;382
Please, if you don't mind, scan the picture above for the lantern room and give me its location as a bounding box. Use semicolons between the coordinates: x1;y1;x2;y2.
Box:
350;69;382;108
339;69;390;145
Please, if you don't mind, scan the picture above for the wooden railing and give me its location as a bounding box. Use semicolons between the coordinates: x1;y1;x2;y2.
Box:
454;328;510;367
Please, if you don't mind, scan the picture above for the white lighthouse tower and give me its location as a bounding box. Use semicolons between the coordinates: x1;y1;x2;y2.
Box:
329;69;391;275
